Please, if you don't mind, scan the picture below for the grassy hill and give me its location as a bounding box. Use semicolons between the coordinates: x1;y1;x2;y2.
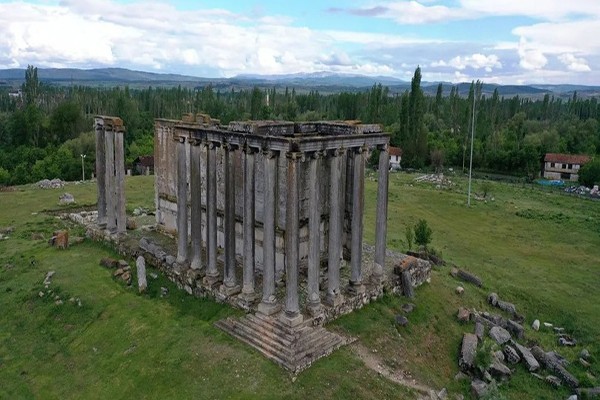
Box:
1;174;599;399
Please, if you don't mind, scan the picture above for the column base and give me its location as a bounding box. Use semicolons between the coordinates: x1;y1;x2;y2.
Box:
238;290;258;303
371;272;385;285
347;282;366;295
307;301;323;317
257;300;281;316
203;273;221;288
324;292;345;307
176;254;188;265
279;312;304;328
190;258;202;270
219;283;241;296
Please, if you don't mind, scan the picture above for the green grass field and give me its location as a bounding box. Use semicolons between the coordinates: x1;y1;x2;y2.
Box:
1;173;598;399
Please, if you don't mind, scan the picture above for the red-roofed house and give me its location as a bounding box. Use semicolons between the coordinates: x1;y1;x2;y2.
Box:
389;146;402;171
543;153;591;181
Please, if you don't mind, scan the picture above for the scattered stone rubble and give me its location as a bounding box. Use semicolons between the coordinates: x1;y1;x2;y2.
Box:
414;173;454;188
99;257;133;286
456;292;594;398
58;193;75;205
36;178;65;189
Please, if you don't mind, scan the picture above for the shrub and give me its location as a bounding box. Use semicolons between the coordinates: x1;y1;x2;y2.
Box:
414;219;432;249
579;158;600;187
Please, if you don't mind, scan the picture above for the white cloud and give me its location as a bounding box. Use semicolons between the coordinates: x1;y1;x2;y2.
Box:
558;53;591;72
431;53;501;71
518;39;548;70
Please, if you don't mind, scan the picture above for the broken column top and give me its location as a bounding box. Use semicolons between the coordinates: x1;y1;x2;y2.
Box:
227;120;383;137
95;116;126;133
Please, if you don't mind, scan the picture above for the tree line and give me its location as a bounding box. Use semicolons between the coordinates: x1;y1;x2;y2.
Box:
0;65;599;186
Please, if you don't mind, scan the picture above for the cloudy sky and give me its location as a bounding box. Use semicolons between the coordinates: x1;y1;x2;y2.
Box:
0;0;598;84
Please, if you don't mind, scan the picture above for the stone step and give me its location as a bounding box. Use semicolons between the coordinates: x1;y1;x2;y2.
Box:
253;312;315;335
223;317;294;357
292;333;344;366
215;314;349;373
215;319;293;370
244;314;297;346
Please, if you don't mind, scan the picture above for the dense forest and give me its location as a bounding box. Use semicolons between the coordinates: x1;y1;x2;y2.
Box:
0;65;599;186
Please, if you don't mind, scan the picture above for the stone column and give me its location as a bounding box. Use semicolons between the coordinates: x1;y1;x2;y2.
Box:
373;145;390;282
204;142;220;285
95;119;107;228
326;148;344;306
189;139;203;270
221;143;240;295
257;150;280;316
114;131;126;234
280;152;303;327
176;136;188;264
241;145;257;301
349;146;366;293
104;129;116;233
307;151;322;315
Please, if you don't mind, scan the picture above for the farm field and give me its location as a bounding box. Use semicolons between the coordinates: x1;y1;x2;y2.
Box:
1;173;598;399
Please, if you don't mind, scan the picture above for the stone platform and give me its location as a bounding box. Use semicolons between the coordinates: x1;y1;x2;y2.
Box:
215;312;351;374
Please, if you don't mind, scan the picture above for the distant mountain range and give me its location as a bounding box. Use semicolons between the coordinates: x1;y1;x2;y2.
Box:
1;67;599;99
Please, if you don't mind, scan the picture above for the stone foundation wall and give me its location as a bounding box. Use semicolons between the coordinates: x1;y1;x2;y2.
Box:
67;211;411;326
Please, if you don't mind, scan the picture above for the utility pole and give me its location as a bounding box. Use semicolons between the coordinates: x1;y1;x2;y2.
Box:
467;91;476;207
81;154;86;181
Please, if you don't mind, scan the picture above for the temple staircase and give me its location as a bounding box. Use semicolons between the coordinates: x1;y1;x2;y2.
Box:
215;312;351;373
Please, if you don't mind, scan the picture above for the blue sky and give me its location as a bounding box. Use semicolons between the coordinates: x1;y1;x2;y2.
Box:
0;0;598;84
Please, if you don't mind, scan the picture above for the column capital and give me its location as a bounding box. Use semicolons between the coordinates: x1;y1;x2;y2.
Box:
243;143;260;154
351;145;368;154
377;143;389;152
222;141;239;151
188;137;203;146
263;149;280;159
286;151;305;162
206;140;219;150
330;147;346;157
307;150;324;160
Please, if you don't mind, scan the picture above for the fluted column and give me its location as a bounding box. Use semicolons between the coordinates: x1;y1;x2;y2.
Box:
307;151;322;315
373;145;390;283
349;146;366;293
257;150;280;316
241;145;257;301
176;136;188;264
189;139;203;270
95;119;106;228
326;148;344;306
204;141;220;285
105;129;116;233
114;131;126;234
221;142;241;295
280;151;303;327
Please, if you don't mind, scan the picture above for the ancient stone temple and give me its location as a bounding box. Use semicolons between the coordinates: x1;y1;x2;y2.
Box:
95;116;126;234
151;114;391;372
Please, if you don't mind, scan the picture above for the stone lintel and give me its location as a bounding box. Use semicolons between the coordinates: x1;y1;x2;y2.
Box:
95;115;125;132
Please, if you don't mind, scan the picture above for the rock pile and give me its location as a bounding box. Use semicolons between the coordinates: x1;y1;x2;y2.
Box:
36;178;65;189
58;193;75;205
414;173;454;188
457;292;594;398
100;257;133;286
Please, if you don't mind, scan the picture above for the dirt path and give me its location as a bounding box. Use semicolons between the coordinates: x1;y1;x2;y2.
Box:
349;342;440;400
